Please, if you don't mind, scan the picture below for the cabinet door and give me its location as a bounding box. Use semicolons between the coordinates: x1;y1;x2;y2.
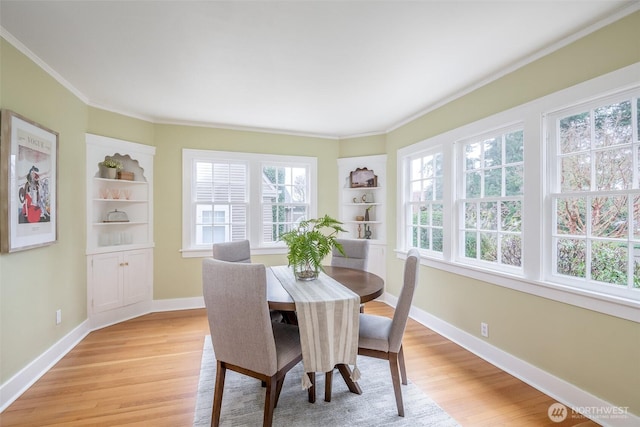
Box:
123;249;150;306
91;253;123;313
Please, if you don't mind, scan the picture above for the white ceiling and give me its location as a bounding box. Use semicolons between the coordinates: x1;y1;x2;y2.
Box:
1;1;637;138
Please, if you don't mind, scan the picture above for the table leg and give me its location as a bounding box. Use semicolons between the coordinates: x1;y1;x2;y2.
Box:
336;364;362;395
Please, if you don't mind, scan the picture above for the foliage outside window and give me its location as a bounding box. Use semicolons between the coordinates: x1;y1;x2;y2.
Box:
407;150;444;254
460;128;524;268
549;92;640;292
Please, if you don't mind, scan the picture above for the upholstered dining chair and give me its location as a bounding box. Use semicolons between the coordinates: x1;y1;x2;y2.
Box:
202;258;315;427
212;240;251;263
356;248;420;417
331;238;369;314
331;238;369;271
212;240;283;323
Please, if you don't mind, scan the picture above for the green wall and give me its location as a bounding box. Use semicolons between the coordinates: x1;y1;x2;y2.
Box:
151;124;339;300
1;9;639;417
0;40;87;380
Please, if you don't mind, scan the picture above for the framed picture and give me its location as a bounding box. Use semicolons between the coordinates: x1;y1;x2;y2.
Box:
1;110;59;252
349;167;377;188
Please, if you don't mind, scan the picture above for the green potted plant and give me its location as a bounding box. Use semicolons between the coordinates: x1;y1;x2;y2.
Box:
100;157;123;179
280;214;347;281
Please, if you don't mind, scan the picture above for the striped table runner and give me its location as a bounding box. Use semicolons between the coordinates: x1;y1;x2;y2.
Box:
270;265;360;389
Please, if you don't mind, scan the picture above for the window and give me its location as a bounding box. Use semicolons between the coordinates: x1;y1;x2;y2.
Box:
183;149;317;257
262;164;310;243
406;150;444;254
396;65;640;319
548;91;640;296
193;160;247;246
459;127;524;269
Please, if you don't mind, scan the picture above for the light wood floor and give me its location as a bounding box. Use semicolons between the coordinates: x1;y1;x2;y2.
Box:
1;302;599;426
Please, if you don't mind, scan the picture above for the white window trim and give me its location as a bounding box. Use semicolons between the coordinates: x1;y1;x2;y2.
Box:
182;149;317;258
397;62;640;322
455;123;525;274
401;145;446;259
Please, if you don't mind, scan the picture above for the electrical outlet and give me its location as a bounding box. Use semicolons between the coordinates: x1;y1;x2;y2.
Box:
481;322;489;338
56;309;62;325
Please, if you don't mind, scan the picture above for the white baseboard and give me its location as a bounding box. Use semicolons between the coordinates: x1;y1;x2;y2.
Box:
379;292;639;427
152;296;204;312
0;319;91;412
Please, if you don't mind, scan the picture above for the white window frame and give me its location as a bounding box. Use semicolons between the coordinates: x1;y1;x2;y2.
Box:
182;149;317;257
456;124;524;274
402;146;446;258
396;63;640;322
546;88;640;300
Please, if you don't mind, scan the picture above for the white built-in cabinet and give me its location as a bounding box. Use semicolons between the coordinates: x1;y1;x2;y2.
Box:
86;134;155;329
337;155;387;282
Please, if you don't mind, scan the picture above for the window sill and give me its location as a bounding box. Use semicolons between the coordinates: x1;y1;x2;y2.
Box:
180;246;288;258
395;250;640;323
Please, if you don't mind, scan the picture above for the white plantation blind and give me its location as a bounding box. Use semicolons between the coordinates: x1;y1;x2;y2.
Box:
195;161;247;203
194;160;248;245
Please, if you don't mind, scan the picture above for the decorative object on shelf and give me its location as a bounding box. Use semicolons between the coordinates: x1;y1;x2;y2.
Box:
103;209;129;223
100;157;122;179
117;170;134;181
364;224;372;239
280;215;346;281
357;224;362;238
364;205;373;222
0;109;59;253
355;215;364;221
349;167;377;188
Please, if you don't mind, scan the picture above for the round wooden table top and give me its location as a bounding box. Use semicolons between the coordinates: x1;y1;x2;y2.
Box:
266;266;384;311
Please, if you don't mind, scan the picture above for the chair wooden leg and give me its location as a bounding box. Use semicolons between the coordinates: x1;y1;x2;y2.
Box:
398;345;407;385
212;361;226;427
263;376;278;427
389;352;405;417
274;374;285;408
307;372;316;403
325;369;333;402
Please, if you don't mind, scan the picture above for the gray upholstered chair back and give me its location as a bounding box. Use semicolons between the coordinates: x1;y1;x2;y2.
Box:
331;238;369;271
212;240;251;263
388;249;420;353
202;258;278;375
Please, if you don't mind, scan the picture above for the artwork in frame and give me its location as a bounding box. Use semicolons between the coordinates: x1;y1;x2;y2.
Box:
349;167;377;188
0;110;59;253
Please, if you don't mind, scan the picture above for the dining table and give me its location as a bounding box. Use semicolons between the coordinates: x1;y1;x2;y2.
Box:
266;265;385;401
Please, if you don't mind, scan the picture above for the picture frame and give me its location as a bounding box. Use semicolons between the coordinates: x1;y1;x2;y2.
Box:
349;167;377;188
1;110;59;252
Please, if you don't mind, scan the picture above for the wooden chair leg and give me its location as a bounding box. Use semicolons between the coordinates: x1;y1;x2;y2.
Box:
212;361;226;427
389;353;405;417
274;375;285;408
307;372;316;403
325;369;333;402
398;345;407;385
263;376;278;427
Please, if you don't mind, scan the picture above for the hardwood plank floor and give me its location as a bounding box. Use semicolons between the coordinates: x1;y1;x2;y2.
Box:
1;303;599;426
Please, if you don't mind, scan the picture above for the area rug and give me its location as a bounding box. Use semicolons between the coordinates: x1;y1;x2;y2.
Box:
193;336;459;426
